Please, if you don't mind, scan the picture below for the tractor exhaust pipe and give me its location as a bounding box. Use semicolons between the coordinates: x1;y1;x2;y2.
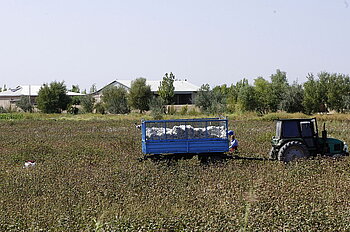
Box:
321;123;328;155
322;123;327;139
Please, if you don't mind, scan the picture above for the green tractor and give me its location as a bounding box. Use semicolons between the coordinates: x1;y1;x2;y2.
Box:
270;118;348;162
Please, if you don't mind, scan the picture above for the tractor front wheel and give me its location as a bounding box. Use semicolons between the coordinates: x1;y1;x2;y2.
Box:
269;147;277;160
278;141;310;162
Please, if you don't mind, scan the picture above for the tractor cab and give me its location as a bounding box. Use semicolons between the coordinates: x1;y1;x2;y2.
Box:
270;118;348;162
273;118;319;151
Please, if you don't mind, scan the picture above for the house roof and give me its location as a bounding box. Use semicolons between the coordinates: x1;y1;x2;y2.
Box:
0;85;84;97
96;79;200;93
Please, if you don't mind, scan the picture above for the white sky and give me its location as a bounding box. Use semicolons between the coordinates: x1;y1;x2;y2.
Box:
1;0;350;91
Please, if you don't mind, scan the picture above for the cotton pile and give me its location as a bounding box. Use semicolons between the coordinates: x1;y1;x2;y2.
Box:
146;125;226;140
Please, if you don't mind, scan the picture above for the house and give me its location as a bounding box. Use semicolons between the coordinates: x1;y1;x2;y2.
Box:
0;85;84;110
93;79;200;105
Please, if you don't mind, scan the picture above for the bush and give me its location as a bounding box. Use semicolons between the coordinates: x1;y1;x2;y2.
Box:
80;95;95;113
68;106;79;115
167;105;176;115
195;84;226;115
0;106;7;113
188;107;199;116
180;105;188;115
16;96;33;112
150;97;165;119
94;102;106;114
102;86;130;114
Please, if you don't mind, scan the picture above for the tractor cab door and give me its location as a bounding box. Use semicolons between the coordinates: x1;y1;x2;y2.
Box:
300;121;317;149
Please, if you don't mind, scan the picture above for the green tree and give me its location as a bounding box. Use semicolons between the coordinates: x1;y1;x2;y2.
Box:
342;95;350;112
16;96;33;112
213;84;229;98
102;86;130;114
195;84;226;114
80;95;95;113
226;84;238;113
280;82;304;113
302;72;350;114
36;81;71;113
269;69;289;112
235;78;249;94
70;85;80;93
254;77;271;114
89;84;97;94
128;78;153;113
324;73;350;112
226;78;249;113
238;85;258;112
208;92;227;114
303;74;323;114
195;84;212;112
158;72;175;105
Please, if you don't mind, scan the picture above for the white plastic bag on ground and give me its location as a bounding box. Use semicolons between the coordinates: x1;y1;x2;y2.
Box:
24;160;36;168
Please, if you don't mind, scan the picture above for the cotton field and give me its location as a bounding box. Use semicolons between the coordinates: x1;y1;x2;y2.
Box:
2;116;350;231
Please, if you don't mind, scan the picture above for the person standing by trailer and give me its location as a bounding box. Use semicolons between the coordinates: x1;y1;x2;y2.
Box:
228;130;239;152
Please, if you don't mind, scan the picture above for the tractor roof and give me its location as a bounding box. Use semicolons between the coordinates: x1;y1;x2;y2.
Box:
276;118;316;122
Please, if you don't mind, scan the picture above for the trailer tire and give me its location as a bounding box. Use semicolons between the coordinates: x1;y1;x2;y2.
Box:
278;141;310;162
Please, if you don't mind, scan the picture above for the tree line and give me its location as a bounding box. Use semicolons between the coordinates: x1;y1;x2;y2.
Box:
11;73;176;115
195;70;350;115
4;70;350;115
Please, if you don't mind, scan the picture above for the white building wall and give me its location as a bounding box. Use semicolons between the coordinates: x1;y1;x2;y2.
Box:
0;97;15;109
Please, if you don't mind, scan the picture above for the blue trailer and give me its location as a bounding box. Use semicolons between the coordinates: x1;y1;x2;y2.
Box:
141;118;229;158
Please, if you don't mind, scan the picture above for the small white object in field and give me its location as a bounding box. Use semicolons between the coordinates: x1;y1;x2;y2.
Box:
24;160;36;168
134;123;141;130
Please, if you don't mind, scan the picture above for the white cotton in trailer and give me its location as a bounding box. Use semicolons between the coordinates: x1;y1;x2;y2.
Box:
146;125;226;140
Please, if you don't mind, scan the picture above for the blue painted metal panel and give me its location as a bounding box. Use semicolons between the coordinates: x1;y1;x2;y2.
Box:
141;118;229;154
143;140;229;154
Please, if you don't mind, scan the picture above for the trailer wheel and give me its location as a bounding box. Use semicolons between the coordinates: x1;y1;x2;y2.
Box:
278;141;310;162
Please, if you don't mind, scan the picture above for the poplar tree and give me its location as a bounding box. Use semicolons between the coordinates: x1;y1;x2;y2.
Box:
158;72;175;105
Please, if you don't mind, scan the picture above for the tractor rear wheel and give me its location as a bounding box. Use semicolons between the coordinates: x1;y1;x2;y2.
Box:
278;141;310;162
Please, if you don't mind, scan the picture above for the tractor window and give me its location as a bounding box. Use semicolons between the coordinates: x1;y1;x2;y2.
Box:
300;121;313;137
282;121;300;137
